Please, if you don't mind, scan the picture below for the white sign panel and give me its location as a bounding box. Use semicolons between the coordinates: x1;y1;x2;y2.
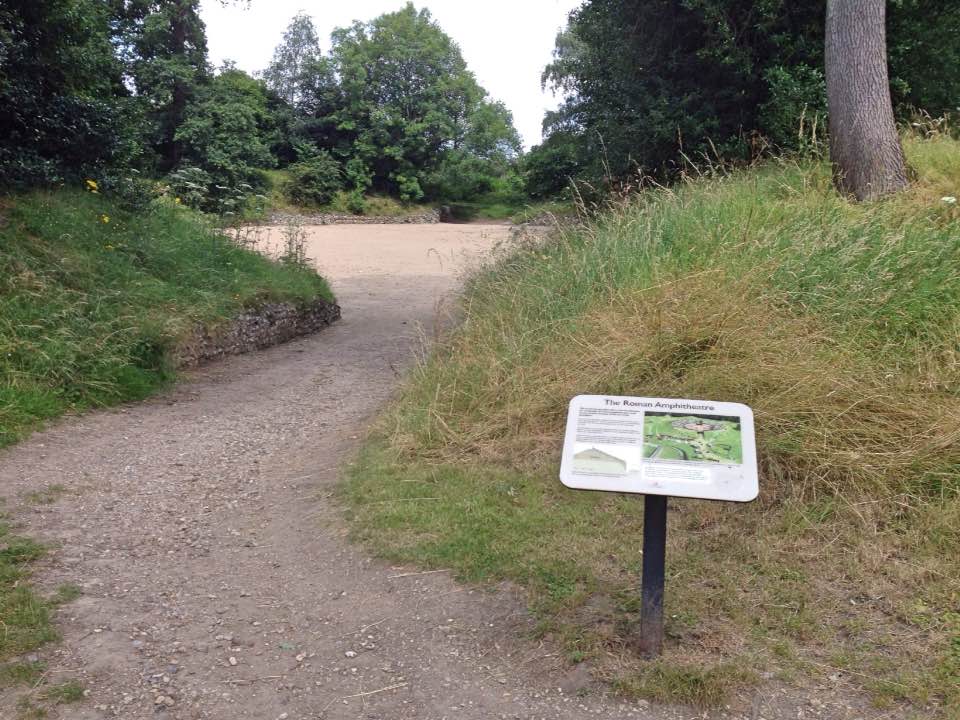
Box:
559;395;758;502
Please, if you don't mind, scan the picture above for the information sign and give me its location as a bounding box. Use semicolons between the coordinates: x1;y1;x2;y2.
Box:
559;395;758;502
559;394;759;657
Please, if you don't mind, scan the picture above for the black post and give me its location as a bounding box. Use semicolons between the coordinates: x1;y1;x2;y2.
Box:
639;494;668;657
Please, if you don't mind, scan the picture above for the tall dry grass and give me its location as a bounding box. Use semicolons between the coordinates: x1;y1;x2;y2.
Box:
348;133;960;712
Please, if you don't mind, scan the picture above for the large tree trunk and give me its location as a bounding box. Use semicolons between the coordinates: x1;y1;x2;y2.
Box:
825;0;908;201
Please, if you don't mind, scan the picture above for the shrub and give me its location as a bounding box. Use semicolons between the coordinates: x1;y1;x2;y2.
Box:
345;189;367;215
285;151;343;206
96;170;157;213
422;152;497;202
165;166;213;209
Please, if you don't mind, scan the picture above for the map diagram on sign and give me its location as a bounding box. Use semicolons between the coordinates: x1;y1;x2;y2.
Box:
642;412;742;464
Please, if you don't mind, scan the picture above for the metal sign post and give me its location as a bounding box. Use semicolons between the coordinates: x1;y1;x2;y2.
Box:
639;494;667;657
559;395;759;657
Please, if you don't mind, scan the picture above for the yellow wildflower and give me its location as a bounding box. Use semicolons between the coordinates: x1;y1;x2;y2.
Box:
85;179;99;192
175;197;182;205
100;214;110;224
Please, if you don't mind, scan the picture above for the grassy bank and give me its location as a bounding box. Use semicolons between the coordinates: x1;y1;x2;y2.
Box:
345;135;960;714
0;189;333;448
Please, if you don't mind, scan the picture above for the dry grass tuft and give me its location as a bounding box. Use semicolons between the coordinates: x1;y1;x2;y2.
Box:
347;133;960;715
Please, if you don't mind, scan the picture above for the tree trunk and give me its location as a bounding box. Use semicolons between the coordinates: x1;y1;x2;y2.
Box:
825;0;908;201
163;0;189;171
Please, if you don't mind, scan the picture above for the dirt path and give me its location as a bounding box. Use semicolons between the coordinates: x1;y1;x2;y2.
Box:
1;223;680;720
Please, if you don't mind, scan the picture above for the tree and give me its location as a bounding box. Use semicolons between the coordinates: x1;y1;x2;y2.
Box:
114;0;210;171
0;0;135;186
825;0;908;200
887;0;960;118
262;12;322;108
541;0;960;194
321;3;522;201
329;3;485;199
175;65;275;191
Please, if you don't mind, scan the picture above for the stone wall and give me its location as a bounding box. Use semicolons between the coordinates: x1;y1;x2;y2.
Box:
270;210;440;225
174;298;341;368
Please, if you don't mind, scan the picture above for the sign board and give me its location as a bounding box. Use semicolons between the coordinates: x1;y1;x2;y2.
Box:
559;395;758;502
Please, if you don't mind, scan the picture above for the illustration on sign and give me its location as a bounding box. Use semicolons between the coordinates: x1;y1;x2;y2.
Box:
559;395;758;502
572;447;628;474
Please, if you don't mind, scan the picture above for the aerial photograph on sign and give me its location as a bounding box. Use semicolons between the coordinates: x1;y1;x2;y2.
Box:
642;412;743;464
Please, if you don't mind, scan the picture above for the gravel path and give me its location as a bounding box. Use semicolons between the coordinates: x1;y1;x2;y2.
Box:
0;223;846;720
0;224;652;720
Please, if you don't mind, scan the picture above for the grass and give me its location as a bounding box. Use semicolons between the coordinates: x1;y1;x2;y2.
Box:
0;188;333;448
0;507;80;699
0;517;56;662
0;495;85;714
39;680;84;705
18;485;68;506
345;134;960;715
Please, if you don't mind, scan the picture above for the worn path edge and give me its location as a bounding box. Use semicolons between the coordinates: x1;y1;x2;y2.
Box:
0;223;676;720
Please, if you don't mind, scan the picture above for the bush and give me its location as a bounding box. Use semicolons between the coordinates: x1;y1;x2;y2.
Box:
165;167;267;217
0;1;138;189
165;166;214;209
96;170;157;213
345;189;367;215
522;131;585;199
422;152;496;202
285;151;343;206
758;64;827;152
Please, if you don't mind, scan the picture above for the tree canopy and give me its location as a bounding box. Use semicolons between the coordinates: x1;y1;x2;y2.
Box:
0;0;134;186
533;0;960;193
313;3;521;201
1;1;522;208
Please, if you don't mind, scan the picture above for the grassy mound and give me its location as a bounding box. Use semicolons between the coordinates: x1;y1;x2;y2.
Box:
345;135;960;713
0;189;332;447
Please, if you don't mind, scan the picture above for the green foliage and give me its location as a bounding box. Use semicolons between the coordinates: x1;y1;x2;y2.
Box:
0;188;332;447
345;189;367;215
95;169;158;212
285;150;344;206
0;517;56;663
114;0;209;172
423;151;503;202
262;12;323;107
888;1;960;117
758;64;827;150
328;3;481;196
522;130;584;199
541;0;960;189
269;3;522;203
173;65;275;206
40;681;84;705
0;0;136;187
165;166;213;208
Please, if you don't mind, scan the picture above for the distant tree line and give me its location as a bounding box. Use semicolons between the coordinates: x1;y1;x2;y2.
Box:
526;0;960;198
261;7;521;207
5;1;957;208
0;1;522;209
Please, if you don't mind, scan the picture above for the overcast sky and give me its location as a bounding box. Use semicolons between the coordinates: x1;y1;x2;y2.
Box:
199;0;582;150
